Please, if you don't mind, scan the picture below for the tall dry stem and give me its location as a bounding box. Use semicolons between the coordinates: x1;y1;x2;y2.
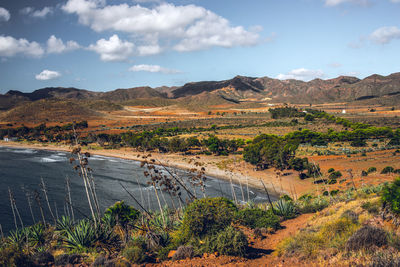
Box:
34;190;46;224
40;177;56;224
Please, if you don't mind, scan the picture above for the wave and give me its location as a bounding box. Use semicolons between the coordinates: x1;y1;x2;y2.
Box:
3;148;38;154
39;157;65;163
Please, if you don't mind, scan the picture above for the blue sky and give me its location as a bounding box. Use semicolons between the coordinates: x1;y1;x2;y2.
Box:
0;0;399;93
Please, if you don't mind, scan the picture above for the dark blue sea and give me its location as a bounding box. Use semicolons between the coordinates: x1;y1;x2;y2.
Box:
0;146;272;234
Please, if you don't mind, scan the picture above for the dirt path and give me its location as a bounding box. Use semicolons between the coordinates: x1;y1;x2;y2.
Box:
153;213;312;267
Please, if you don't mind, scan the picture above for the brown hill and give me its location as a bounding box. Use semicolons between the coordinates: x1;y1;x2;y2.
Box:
1;72;400;113
100;86;166;101
5;87;100;101
0;99;100;123
170;72;400;104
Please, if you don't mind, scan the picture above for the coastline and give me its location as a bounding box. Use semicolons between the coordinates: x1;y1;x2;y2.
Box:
0;141;315;197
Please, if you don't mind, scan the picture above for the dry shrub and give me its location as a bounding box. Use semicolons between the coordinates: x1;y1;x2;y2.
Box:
172;246;194;261
346;225;388;251
340;210;359;224
370;249;400;267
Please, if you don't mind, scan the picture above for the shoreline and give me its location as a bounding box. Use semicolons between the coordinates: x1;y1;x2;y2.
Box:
0;141;309;197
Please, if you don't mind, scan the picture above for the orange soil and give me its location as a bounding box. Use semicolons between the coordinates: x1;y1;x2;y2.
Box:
151;214;313;267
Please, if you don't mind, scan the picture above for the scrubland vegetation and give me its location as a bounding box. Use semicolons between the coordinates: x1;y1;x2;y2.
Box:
2;105;400;266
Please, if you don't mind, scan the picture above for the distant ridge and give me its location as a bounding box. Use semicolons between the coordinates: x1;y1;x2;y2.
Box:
1;72;400;111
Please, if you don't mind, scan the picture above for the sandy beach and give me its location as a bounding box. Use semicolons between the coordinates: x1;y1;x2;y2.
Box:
0;140;318;197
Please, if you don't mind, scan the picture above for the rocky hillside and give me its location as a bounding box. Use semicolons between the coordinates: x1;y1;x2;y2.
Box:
1;72;400;111
171;72;400;103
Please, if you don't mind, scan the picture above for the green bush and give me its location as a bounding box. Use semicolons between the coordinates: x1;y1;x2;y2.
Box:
297;197;329;213
381;166;395;174
304;114;315;122
104;201;140;229
203;226;248;257
367;167;377;173
329;171;342;179
350;139;367;147
382;178;400;214
236;208;280;230
328;168;335;173
123;246;146;264
181;197;237;239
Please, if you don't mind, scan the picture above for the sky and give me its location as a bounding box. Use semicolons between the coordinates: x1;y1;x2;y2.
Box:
0;0;399;93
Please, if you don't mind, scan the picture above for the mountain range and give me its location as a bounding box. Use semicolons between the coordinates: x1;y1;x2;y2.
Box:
1;72;400;121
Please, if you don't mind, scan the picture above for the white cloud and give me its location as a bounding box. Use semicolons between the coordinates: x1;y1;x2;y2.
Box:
0;35;44;58
47;35;80;54
137;44;162;56
174;11;259;52
35;70;61;80
62;0;260;52
276;68;325;81
62;0;204;34
0;7;10;22
129;64;181;74
325;0;370;6
390;0;400;3
88;34;134;61
369;26;400;44
20;6;53;18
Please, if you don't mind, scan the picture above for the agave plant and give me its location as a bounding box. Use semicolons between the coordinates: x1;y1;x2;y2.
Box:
27;223;46;247
149;207;181;232
56;216;74;235
273;199;297;219
7;228;27;247
63;219;97;251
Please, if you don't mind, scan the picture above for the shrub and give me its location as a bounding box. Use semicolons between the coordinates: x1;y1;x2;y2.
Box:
346;225;388;251
351;139;367;147
340;210;359;224
382;178;400;214
367;167;377;173
211;226;248;257
361;200;380;214
104;201;140;229
297;197;328;213
361;170;368;176
32;251;54;266
0;245;34;266
328;179;337;184
123;246;146;264
381;166;395;174
329;171;342;179
370;250;400;267
54;254;82;266
181;197;237;239
328;168;335;173
304;114;315;122
172;246;194;261
236;208;280;230
273;200;297;219
278;230;324;258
